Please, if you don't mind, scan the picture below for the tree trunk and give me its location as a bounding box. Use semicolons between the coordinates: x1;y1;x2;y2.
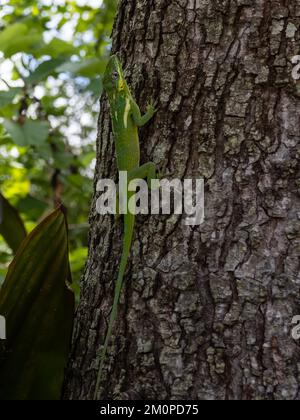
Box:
64;0;300;400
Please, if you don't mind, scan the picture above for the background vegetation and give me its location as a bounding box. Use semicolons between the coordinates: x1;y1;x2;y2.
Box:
0;0;117;297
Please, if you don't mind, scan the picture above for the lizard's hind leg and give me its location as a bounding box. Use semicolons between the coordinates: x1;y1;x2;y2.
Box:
128;162;158;188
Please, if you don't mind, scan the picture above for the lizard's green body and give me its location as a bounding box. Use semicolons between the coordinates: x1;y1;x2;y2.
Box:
94;55;157;399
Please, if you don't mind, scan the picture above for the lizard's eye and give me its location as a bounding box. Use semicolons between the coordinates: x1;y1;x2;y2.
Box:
112;70;119;82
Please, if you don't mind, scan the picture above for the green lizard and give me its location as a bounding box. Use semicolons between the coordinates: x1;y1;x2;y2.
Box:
94;55;158;399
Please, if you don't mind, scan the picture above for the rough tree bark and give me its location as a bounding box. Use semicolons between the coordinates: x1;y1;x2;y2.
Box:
64;0;300;400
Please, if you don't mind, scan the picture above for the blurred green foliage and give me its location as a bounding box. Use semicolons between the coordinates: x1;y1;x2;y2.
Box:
0;206;74;400
0;0;118;293
0;193;26;253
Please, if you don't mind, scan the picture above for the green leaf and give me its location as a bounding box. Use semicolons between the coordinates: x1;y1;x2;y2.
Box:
16;196;48;221
2;119;26;146
37;38;76;58
26;58;66;84
0;23;27;49
57;58;108;77
23;120;50;146
0;207;74;400
0;194;26;254
0;88;22;109
0;23;43;57
3;119;50;147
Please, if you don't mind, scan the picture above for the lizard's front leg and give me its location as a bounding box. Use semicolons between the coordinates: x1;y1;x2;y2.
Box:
131;99;157;127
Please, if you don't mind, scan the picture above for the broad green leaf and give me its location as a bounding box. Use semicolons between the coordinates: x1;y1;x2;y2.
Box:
57;58;108;77
2;119;26;146
0;88;22;109
0;23;43;57
37;38;76;58
26;58;66;84
22;120;50;146
0;23;27;48
0;207;74;400
0;194;26;254
36;142;52;160
16;196;48;221
3;119;50;146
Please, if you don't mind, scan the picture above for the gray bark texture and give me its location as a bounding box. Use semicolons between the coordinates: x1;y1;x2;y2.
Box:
64;0;300;400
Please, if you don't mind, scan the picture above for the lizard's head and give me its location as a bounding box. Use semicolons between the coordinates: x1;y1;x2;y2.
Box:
103;55;126;96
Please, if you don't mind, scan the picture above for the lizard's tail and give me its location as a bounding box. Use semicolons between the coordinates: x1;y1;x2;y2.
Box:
94;213;135;400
